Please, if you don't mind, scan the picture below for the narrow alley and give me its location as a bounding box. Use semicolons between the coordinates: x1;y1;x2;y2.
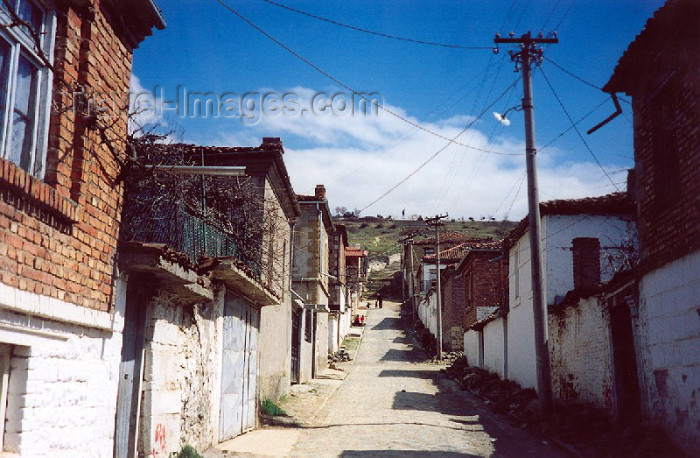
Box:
213;301;568;457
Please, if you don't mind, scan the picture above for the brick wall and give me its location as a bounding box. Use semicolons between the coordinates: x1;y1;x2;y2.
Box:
0;2;136;312
441;272;464;350
632;44;700;272
461;251;508;329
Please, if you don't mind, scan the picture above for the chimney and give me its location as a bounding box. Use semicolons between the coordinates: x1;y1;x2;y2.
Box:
262;137;282;148
572;237;601;290
315;184;326;200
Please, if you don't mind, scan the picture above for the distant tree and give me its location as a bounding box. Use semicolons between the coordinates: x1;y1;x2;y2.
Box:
468;217;474;222
342;211;355;218
376;214;384;219
334;206;348;217
353;208;362;217
417;215;423;221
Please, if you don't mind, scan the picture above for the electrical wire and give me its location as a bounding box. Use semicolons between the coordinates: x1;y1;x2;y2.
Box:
262;0;493;50
553;0;577;31
540;0;562;33
539;66;619;191
359;78;521;213
539;97;609;150
544;56;631;105
214;0;522;157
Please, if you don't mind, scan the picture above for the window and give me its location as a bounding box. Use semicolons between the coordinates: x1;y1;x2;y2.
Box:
0;0;54;177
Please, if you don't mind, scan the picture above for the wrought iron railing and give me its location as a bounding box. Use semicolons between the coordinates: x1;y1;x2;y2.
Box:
121;201;261;278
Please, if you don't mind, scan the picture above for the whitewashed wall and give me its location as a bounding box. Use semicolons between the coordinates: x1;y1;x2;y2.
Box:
0;279;125;457
483;317;507;379
463;330;480;368
636;251;700;453
508;213;635;392
548;296;613;410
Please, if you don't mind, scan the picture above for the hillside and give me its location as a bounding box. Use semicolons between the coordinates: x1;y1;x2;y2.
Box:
341;218;517;257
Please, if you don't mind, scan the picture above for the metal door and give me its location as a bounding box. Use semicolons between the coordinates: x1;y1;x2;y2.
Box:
219;291;259;441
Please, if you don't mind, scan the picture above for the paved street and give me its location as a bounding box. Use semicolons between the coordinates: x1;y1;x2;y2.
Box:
288;301;567;457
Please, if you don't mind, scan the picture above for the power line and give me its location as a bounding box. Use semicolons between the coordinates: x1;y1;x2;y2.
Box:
539;97;609;150
262;0;493;50
540;0;562;33
553;0;577;31
214;0;522;157
543;56;631;105
359;78;521;213
539;67;619;191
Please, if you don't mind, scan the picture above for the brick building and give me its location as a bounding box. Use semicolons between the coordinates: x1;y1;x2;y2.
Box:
0;0;162;455
601;0;700;451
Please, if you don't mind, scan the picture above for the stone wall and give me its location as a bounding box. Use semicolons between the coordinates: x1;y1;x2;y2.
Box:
139;290;222;457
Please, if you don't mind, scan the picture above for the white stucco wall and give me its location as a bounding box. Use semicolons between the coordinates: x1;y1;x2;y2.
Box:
418;293;438;338
328;314;339;354
0;280;125;457
544;215;636;305
483;317;507;379
636;250;700;454
463;330;481;368
508;213;636;392
507;232;538;390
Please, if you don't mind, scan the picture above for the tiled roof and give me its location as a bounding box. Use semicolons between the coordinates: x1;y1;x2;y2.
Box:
539;191;633;215
345;247;367;257
414;231;486;246
604;0;698;93
505;192;634;248
423;239;502;262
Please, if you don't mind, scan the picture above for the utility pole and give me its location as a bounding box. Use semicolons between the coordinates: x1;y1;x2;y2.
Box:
426;214;448;360
399;235;418;323
494;31;557;411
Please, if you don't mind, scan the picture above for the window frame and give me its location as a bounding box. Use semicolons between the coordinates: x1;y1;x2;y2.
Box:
0;0;56;178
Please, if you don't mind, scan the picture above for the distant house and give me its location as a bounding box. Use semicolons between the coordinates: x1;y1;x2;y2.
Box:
117;137;298;454
345;246;368;317
293;185;335;381
601;0;700;451
0;1;162;455
417;240;500;351
457;242;508;367
328;224;350;354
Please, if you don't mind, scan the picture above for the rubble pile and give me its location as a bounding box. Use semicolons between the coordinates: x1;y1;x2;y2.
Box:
329;347;352;363
445;356;683;457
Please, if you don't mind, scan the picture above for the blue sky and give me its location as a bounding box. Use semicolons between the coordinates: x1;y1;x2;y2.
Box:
132;0;663;220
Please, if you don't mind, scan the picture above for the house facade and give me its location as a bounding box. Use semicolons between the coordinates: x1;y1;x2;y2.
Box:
345;246;368;319
505;193;636;392
293;185;334;381
117;137;298;455
0;1;162;455
602;0;700;451
328;224;350;354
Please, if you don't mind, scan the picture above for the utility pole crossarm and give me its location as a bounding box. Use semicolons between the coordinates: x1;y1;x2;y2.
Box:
494;31;558;44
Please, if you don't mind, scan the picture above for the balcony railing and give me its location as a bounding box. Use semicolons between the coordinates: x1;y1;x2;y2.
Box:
121;202;261;279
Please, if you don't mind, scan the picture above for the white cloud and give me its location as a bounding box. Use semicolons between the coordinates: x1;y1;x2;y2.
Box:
203;86;628;221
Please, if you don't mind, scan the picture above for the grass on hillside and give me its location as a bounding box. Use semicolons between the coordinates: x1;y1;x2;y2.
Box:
342;218;517;257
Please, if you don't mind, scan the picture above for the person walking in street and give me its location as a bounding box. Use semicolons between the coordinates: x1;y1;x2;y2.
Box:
376;292;383;308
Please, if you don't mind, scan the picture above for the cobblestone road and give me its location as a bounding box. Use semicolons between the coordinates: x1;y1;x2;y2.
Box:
289;301;568;457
